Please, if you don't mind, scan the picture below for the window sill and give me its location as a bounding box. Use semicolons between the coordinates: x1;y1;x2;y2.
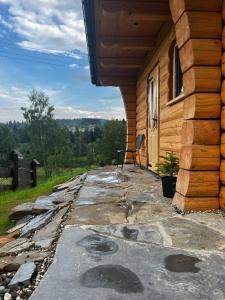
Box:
167;93;186;107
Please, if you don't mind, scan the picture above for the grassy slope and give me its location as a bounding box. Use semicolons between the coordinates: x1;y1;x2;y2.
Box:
0;167;91;235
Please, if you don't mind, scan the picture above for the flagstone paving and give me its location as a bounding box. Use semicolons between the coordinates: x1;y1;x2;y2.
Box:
30;166;225;300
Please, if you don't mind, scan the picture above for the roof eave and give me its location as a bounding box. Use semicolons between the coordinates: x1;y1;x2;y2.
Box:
82;0;99;86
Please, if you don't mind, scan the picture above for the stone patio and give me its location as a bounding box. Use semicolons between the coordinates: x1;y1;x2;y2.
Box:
30;166;225;300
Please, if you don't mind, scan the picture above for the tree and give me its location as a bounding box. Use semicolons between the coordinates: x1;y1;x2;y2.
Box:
0;124;16;153
21;90;71;177
96;119;126;164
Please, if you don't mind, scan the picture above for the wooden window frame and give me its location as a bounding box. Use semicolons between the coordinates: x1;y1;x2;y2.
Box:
168;43;184;104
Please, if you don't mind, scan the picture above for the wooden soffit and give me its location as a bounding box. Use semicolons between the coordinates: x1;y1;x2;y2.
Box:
83;0;172;86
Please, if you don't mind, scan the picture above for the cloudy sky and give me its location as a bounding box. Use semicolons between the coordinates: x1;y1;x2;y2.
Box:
0;0;125;122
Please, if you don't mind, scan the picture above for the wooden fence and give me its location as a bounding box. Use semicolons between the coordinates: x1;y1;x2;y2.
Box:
0;150;39;192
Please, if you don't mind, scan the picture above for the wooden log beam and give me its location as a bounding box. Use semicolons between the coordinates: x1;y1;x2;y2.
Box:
183;94;221;120
100;37;154;50
180;145;220;171
183;66;221;95
169;0;222;24
173;192;219;212
179;39;221;73
175;12;222;48
101;1;170;18
176;169;219;197
128;13;170;22
181;120;220;145
99;76;136;86
99;57;144;68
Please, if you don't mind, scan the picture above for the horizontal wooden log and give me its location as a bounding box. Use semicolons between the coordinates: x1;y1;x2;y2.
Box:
183;67;221;95
180;145;220;170
0;167;12;178
173;192;219;212
160;101;183;123
220;160;225;185
169;0;222;23
160;142;182;153
175;12;222;48
179;39;221;73
99;76;136;86
219;186;225;211
181;120;220;145
183;93;221;120
160;126;182;137
220;133;225;158
176;169;219;197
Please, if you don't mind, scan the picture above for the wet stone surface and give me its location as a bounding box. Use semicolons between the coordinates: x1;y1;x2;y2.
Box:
165;254;201;273
77;234;118;255
26;167;225;299
122;227;138;241
80;264;144;294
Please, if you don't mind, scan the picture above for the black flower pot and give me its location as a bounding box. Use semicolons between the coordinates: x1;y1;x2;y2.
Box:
161;176;177;198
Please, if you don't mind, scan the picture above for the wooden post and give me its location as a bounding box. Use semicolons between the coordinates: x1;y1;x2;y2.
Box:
31;159;39;187
11;150;23;190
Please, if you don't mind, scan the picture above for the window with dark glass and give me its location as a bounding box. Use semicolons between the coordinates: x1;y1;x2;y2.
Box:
174;46;183;97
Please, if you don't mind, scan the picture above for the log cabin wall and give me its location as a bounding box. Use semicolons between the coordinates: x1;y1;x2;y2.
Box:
170;0;222;212
136;27;184;168
220;1;225;210
120;86;137;163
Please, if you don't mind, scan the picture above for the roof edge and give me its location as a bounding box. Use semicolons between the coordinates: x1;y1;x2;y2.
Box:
82;0;98;86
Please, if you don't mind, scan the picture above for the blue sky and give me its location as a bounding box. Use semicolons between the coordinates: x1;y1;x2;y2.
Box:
0;0;125;122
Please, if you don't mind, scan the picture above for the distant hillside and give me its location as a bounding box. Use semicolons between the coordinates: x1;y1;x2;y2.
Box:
57;118;108;129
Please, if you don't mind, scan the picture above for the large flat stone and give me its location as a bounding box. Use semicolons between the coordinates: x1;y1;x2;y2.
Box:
86;224;163;245
128;203;174;224
67;203;127;226
33;196;56;214
20;210;56;237
5;251;49;271
85;172;121;185
53;174;86;192
0;239;34;257
9;203;34;220
30;226;225;300
33;207;68;248
9;262;36;288
76;186;126;206
162;217;225;251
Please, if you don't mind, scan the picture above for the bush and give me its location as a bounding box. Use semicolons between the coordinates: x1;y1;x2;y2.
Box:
156;152;179;177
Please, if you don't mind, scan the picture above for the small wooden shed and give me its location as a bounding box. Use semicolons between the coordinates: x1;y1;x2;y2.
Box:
82;0;225;212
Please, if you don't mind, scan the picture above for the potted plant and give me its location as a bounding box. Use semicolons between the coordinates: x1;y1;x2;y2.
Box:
156;151;179;198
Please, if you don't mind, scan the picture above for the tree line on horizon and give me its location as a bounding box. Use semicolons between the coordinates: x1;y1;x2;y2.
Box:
0;90;126;177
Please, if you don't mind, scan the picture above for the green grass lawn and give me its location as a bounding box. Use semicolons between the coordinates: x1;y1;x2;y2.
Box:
0;167;92;235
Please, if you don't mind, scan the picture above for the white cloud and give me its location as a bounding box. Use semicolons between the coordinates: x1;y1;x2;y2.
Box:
69;63;78;69
54;105;126;120
0;0;87;56
0;85;63;122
